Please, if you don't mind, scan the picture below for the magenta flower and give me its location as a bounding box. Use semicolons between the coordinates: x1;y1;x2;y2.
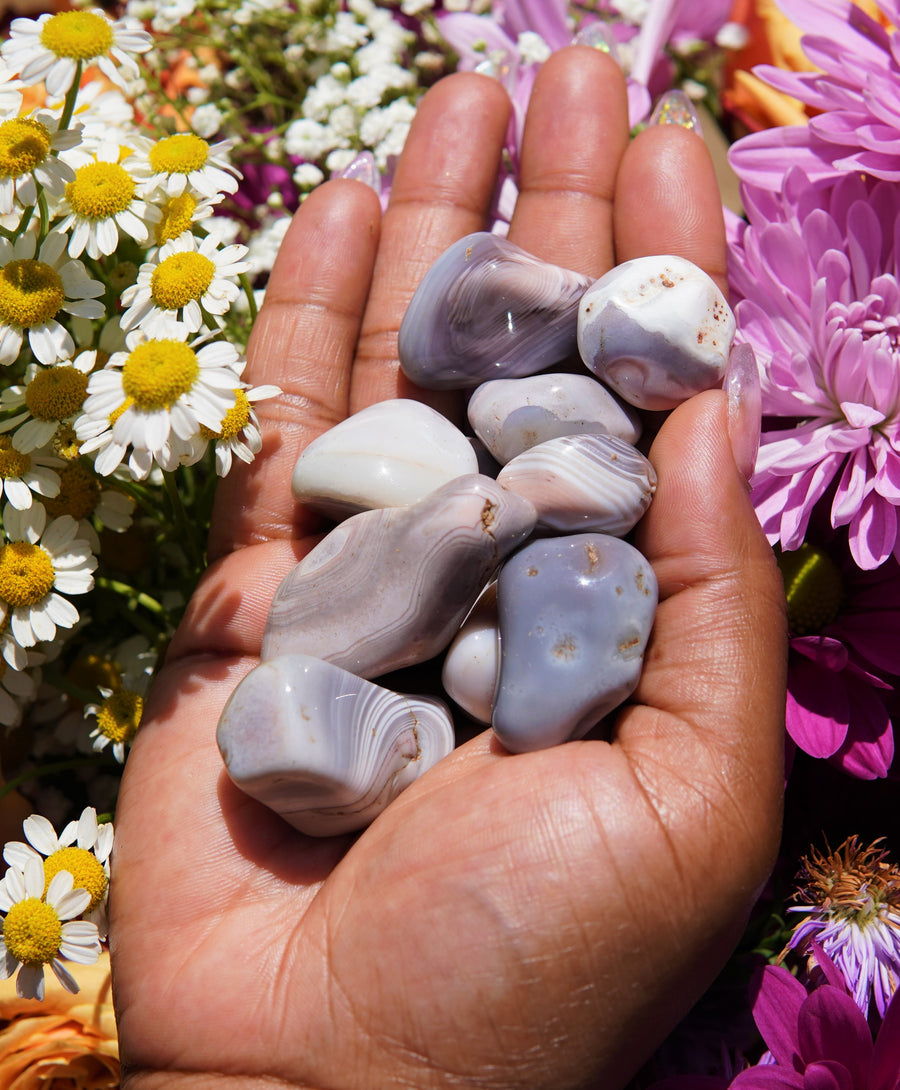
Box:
729;965;900;1089
727;168;900;570
729;0;900;192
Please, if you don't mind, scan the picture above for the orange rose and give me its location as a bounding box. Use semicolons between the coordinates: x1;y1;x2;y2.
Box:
0;952;119;1090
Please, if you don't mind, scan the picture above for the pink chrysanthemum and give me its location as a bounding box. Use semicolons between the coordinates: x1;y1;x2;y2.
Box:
729;0;900;191
727;168;900;570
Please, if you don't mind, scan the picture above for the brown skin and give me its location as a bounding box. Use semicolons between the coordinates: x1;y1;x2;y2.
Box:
110;48;787;1090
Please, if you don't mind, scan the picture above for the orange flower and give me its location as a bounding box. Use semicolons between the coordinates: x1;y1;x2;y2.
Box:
0;952;119;1090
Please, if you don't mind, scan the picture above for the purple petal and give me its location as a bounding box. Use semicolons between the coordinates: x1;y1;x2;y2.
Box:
802;1061;854;1090
797;987;872;1082
786;656;850;758
848;491;898;569
731;1068;805;1089
752;966;806;1068
871;988;900;1090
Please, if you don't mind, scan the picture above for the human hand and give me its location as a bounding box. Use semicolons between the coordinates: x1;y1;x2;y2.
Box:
110;47;787;1090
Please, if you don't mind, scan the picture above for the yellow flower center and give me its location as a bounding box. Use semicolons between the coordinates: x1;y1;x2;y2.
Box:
2;898;62;966
0;259;65;328
0;118;52;179
53;422;81;461
149;133;209;176
39;11;114;61
201;388;250;441
778;543;845;636
0;541;55;607
151;251;215;310
68;651;121;697
66;161;136;221
157;193;197;245
0;435;30;479
25;365;89;421
121;340;199;411
43;460;100;520
43;846;108;910
95;688;142;745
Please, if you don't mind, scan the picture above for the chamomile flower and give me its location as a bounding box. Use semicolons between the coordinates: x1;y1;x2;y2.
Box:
0;436;60;510
3;807;113;940
55;138;158;259
0;504;96;650
0;855;100;1000
198;382;281;476
0;110;79;216
86;644;154;763
0;655;37;728
75;332;243;478
0;65;23;117
1;9;151;99
0;232;104;367
146;133;240;199
120;232;250;335
0;351;97;454
152;190;222;253
42;456;134;552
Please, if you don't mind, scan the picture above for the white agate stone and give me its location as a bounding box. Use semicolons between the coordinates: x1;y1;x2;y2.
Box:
217;653;455;837
467;373;641;465
497;433;656;536
291;398;479;517
440;583;498;724
577;254;735;410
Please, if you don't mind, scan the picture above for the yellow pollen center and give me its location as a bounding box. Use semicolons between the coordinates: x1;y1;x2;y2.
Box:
157;193;197;244
0;541;54;607
43;847;108;910
201;388;250;441
95;688;143;745
149;134;209;175
0;259;65;328
53;422;81;461
39;11;114;61
43;460;100;520
151;252;215;310
121;340;199;411
0;436;30;479
0;118;52;179
25;365;89;421
66;161;136;221
778;543;845;636
2;898;62;966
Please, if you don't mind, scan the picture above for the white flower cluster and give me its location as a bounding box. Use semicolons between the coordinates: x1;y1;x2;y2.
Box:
0;8;278;729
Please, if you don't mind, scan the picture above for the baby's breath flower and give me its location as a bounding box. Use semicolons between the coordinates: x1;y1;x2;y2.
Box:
0;233;104;367
0;856;99;1000
120;231;249;336
1;9;151;99
4;807;113;940
147;133;239;199
0;351;97;454
0;435;60;511
0;111;79;216
0;504;96;650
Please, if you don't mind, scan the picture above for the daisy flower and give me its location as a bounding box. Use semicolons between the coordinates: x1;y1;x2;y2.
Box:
784;836;900;1019
0;504;96;650
0;232;104;368
1;9;151;99
0;351;97;454
728;169;900;570
0;435;60;511
0;855;99;1000
55;136;159;259
198;382;281;476
120;232;250;336
0;64;23;117
146;133;240;199
85;642;155;764
75;332;244;478
152;190;223;253
3;807;113;941
41;456;134;552
0;110;79;217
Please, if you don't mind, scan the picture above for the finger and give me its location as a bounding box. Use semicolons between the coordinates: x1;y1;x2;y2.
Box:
349;72;511;414
208;178;382;561
614;123;729;297
508;45;630;277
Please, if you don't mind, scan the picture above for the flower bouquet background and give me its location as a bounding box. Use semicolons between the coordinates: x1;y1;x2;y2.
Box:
0;0;897;1087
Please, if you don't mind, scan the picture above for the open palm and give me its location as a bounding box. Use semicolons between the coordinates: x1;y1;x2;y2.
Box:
110;48;787;1090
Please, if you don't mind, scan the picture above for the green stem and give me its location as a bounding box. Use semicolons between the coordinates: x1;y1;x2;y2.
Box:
239;272;258;323
95;576;166;617
163;468;204;572
58;62;84;132
0;756;119;803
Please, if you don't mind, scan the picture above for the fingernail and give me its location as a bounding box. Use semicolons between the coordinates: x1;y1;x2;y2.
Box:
725;341;761;485
572;22;619;60
648;89;703;134
340;151;382;197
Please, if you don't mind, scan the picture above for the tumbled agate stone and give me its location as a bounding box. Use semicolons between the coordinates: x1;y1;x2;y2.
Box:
467;373;641;465
497;433;657;536
492;534;658;752
217;653;455;837
398;232;592;389
577;254;735;410
291;398;478;517
440;582;498;724
261;473;537;678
